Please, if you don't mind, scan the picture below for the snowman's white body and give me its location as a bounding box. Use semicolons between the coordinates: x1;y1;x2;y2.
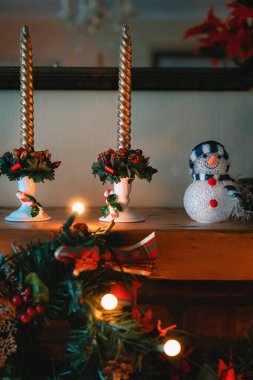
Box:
184;180;233;223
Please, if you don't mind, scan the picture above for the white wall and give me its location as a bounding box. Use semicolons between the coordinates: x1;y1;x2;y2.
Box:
0;90;252;208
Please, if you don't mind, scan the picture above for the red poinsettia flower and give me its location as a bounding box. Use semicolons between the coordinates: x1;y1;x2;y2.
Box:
184;3;253;64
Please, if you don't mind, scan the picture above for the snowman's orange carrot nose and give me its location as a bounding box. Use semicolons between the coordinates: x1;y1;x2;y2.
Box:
208;155;217;165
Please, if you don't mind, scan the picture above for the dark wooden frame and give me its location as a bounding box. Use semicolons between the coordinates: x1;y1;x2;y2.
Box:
1;65;253;90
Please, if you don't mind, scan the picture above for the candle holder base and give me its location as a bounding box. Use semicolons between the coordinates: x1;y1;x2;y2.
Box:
5;177;51;222
99;208;145;223
5;206;51;222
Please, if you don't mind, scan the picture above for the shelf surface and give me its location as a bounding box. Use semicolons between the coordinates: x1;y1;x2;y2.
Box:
1;207;253;281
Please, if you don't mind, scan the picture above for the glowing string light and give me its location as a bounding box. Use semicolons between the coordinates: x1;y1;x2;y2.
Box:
101;293;118;311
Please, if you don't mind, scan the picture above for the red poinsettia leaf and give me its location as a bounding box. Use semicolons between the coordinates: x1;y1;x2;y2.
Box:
184;24;209;39
218;358;236;380
229;3;253;18
181;359;191;374
184;346;194;357
131;306;154;333
218;358;228;378
184;6;224;39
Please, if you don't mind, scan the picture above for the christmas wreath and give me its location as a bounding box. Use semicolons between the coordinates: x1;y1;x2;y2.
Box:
1;212;253;379
91;148;157;184
0;148;61;183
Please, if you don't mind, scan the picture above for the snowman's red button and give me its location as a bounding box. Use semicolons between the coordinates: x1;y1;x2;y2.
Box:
208;178;217;187
210;199;218;208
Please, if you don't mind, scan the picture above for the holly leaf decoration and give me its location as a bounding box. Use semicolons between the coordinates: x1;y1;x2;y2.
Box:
0;148;60;183
92;148;157;185
31;206;40;218
24;272;50;304
101;205;109;217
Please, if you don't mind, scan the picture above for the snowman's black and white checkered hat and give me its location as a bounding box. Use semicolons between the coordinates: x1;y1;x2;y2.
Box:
189;140;230;174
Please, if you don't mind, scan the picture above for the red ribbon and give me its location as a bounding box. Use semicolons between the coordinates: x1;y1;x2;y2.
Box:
105;165;117;175
54;232;157;277
10;163;22;171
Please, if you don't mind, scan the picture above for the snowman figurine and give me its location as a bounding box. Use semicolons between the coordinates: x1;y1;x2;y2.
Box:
183;141;243;223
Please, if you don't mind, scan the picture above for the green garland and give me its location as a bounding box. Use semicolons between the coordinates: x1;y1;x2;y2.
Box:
0;148;61;183
92;148;157;184
0;218;253;379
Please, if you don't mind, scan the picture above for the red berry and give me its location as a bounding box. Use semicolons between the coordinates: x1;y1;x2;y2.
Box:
36;304;45;314
26;306;36;317
22;295;30;303
210;199;218;208
20;313;31;324
12;294;23;306
24;287;32;298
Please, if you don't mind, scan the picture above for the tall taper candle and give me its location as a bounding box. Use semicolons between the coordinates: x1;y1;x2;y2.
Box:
117;24;132;150
20;25;34;151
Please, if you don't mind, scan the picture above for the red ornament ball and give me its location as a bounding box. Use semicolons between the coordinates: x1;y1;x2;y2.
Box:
36;304;45;314
12;294;23;306
208;178;217;187
20;313;31;324
210;199;218;208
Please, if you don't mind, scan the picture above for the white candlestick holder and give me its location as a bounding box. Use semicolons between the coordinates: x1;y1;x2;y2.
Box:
5;176;51;222
99;178;145;223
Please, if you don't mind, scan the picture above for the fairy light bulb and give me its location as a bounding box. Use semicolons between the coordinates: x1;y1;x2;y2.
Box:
63;202;85;229
163;339;181;357
72;202;85;215
101;293;118;310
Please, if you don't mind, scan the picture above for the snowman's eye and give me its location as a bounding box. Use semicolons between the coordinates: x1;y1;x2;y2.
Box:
203;153;207;158
217;155;222;159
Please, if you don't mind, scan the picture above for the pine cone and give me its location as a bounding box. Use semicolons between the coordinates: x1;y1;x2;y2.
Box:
102;356;134;380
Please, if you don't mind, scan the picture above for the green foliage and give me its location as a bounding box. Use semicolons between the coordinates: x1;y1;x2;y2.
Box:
92;148;158;184
0;221;163;379
0;148;61;183
1;221;253;379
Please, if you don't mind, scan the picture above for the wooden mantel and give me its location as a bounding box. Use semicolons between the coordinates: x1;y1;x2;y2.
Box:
1;207;253;281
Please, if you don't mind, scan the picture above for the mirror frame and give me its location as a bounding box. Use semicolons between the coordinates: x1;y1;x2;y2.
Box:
0;65;253;90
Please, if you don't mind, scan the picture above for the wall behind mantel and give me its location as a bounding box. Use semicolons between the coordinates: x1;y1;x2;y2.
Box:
0;90;252;208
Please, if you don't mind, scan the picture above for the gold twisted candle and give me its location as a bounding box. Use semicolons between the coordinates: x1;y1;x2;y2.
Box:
20;25;34;151
117;24;132;150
